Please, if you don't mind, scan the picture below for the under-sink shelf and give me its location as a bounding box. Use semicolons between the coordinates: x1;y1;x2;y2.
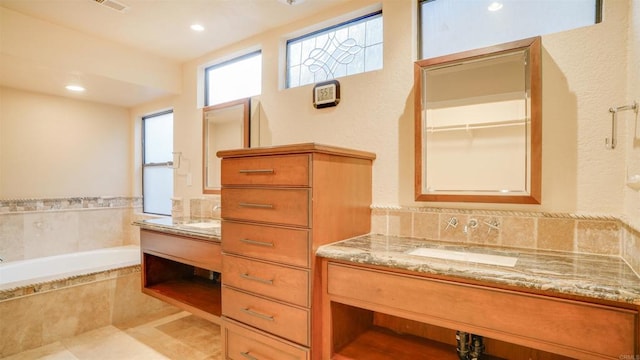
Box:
142;253;222;324
333;327;504;360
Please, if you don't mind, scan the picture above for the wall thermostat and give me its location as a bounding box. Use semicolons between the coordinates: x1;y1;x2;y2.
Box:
313;80;340;109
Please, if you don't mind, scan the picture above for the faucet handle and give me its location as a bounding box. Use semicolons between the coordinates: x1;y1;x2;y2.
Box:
445;217;458;231
483;219;500;234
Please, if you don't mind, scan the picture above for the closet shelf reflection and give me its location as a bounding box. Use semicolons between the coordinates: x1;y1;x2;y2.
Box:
426;119;527;133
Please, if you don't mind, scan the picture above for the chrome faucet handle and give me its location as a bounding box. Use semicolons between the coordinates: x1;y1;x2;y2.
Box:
483;219;500;234
463;218;478;234
445;217;458;231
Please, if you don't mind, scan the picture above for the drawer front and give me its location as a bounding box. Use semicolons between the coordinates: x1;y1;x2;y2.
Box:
222;221;310;268
222;188;310;227
222;155;310;187
327;263;637;359
222;286;310;346
140;230;221;272
223;254;310;307
224;319;309;360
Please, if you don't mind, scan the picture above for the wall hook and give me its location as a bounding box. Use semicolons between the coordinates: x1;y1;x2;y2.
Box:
606;101;638;149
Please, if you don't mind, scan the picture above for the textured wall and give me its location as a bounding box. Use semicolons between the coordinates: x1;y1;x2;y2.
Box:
625;0;640;229
131;0;636;219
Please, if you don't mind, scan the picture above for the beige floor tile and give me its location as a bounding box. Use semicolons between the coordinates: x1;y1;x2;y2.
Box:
2;342;78;360
61;326;169;360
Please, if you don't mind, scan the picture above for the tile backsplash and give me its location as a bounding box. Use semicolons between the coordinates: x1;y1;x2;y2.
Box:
371;205;640;275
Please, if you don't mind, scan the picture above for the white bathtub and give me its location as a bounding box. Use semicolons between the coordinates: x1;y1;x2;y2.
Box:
0;245;140;291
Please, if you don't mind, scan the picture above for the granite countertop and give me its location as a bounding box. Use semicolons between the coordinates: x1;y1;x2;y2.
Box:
317;234;640;305
133;217;221;242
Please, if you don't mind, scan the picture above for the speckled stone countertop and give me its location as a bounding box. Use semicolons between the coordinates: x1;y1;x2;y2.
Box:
133;217;221;242
317;234;640;305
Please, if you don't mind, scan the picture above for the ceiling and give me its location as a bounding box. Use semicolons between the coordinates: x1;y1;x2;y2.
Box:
0;0;352;107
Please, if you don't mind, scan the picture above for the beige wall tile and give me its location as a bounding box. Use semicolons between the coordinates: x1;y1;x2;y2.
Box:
388;210;413;237
0;295;46;357
576;220;620;255
112;273;179;327
537;218;575;252
413;212;439;240
0;213;25;261
78;209;127;251
370;209;387;235
501;216;536;249
623;227;640;275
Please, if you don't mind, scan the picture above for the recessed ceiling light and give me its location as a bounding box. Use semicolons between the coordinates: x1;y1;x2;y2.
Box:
278;0;305;5
488;2;503;11
190;24;205;32
65;85;85;92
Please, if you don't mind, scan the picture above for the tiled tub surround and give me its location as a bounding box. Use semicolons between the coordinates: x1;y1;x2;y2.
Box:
0;265;179;357
372;206;640;276
0;197;142;262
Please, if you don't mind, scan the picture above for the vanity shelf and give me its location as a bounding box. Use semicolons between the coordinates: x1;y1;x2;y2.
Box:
140;229;223;323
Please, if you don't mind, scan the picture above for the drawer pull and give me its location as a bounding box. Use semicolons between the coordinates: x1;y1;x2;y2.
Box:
240;351;259;360
240;238;274;247
240;273;274;285
239;202;274;209
239;169;274;174
241;307;275;321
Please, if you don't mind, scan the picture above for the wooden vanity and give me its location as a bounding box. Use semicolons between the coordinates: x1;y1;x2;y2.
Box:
218;143;376;360
138;219;223;323
318;235;640;360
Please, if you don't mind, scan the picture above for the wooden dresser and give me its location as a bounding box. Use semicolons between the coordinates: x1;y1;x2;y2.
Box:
218;143;375;360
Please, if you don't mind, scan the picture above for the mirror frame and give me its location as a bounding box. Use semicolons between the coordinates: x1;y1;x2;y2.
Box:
202;97;250;194
414;37;541;204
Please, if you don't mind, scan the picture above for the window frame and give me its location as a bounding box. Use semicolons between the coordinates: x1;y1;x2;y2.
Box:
141;109;174;216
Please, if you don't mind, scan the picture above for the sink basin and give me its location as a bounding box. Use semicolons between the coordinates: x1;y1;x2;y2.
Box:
181;221;221;229
407;247;518;267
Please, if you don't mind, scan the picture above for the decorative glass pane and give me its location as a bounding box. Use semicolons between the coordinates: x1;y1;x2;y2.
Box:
143;166;173;215
419;0;599;59
206;52;262;106
286;11;383;88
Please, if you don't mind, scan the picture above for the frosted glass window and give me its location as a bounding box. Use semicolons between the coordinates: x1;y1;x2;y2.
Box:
205;51;262;106
142;110;173;215
286;11;383;88
419;0;601;59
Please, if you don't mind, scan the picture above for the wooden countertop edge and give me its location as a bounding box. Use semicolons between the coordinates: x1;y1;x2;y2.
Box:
217;142;377;160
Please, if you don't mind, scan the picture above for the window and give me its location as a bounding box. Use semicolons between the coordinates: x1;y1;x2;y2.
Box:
286;11;383;88
142;110;173;216
205;51;262;106
419;0;602;59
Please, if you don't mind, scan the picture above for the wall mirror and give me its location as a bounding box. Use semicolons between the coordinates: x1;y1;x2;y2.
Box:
203;98;250;194
414;37;541;204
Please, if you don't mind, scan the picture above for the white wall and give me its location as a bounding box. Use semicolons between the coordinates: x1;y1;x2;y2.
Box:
0;87;132;198
130;0;638;222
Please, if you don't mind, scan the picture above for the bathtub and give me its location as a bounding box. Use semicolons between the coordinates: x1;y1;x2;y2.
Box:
0;245;140;291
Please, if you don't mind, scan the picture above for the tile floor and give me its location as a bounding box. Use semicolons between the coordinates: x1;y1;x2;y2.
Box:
3;311;222;360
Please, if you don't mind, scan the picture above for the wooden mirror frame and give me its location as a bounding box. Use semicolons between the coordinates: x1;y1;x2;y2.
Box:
414;37;541;204
202;98;250;194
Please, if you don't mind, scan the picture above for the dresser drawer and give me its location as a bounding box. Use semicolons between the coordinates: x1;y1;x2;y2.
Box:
222;286;310;346
222;188;310;227
223;254;310;307
140;230;221;272
222;221;310;268
223;319;310;360
222;155;310;187
327;263;637;359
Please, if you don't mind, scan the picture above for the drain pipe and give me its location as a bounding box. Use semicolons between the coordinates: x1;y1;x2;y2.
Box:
456;331;470;360
469;334;485;360
456;331;485;360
